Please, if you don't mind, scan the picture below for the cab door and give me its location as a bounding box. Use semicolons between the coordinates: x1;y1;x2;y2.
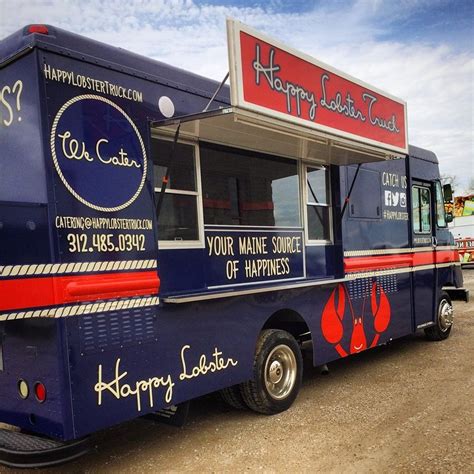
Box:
411;181;437;328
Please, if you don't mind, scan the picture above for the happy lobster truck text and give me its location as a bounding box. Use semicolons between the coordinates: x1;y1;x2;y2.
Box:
0;20;467;467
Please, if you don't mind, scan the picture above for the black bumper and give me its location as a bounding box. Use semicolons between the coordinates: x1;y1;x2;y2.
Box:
0;428;90;468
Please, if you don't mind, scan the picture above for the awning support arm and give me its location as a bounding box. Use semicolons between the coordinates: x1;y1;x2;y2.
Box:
203;72;229;112
155;71;228;218
341;164;362;218
155;123;181;218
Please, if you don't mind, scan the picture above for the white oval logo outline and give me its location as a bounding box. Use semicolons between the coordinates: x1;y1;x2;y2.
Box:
50;94;147;212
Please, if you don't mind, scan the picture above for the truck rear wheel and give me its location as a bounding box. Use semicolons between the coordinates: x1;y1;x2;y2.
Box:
241;329;302;415
425;292;453;341
219;386;247;410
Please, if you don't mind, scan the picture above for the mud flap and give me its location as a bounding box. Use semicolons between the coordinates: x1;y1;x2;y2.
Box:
145;401;190;427
0;429;90;468
444;287;469;302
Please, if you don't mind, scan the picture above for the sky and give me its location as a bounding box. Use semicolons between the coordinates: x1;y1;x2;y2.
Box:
1;0;473;192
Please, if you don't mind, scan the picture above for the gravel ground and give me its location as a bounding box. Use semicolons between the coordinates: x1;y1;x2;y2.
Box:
2;270;474;473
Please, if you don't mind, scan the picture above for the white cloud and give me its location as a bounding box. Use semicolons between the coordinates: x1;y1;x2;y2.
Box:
1;0;472;191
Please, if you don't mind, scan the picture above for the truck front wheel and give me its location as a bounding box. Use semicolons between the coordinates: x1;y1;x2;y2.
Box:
241;329;303;415
425;292;453;341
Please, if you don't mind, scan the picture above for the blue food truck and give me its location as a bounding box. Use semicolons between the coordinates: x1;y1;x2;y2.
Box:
0;21;467;466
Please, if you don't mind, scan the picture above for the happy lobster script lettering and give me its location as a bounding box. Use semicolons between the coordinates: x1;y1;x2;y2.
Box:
251;44;400;134
94;345;238;411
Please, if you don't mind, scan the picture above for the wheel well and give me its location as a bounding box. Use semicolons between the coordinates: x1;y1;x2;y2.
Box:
262;309;311;343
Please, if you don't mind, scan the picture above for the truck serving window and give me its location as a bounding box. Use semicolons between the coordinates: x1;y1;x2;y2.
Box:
305;165;331;242
435;181;447;227
151;138;200;243
200;143;300;228
412;185;431;233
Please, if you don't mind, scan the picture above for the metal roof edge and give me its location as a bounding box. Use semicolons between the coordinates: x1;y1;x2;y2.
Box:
0;25;230;103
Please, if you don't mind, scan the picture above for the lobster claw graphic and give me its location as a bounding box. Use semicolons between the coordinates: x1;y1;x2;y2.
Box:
370;281;391;347
321;281;392;357
321;284;348;357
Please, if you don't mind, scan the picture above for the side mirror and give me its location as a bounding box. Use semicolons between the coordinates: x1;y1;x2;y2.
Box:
443;183;453;202
446;212;454;223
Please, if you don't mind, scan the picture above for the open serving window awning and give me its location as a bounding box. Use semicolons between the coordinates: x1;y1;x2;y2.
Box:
151;107;405;166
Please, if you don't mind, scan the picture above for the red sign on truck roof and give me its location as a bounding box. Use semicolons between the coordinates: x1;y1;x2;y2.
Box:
227;20;408;154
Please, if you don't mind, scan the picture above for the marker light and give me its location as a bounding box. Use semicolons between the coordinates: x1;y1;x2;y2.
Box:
34;382;47;403
18;380;29;399
28;25;49;35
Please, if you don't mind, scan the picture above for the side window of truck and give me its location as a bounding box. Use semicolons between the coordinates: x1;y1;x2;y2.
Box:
412;185;431;233
199;143;300;228
151;137;201;245
305;165;331;242
435;181;447;227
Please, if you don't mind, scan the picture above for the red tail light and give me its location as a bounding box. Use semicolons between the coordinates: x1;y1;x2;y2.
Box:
28;25;49;35
34;382;47;403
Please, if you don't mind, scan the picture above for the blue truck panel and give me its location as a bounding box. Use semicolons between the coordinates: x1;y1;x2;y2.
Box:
0;25;464;447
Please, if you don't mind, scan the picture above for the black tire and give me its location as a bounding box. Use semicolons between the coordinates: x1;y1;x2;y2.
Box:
425;291;453;341
240;329;303;415
219;385;247;410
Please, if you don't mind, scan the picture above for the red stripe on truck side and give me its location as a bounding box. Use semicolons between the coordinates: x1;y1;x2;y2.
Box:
0;270;160;312
344;254;412;272
435;250;459;263
344;250;458;273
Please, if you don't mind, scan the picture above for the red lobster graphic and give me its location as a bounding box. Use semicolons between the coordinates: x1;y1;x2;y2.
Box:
321;282;391;357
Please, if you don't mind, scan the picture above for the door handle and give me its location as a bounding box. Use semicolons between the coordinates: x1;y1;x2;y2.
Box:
432;236;438;247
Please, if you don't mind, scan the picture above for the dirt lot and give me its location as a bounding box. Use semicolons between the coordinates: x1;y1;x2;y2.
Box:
3;271;474;473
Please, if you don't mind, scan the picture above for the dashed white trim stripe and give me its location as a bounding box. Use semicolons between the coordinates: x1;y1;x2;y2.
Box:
437;262;461;268
0;260;157;278
344;248;417;257
0;296;159;322
344;246;457;257
345;266;415;280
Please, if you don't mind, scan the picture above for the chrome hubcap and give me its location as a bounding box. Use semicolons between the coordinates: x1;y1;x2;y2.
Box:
268;360;283;384
438;298;453;332
264;345;297;400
